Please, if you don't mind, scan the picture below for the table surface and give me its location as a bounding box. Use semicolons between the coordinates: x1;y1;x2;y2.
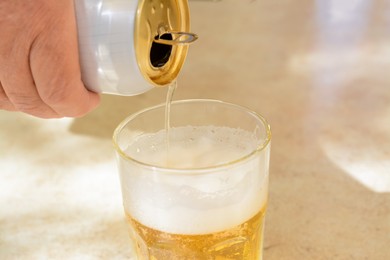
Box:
1;0;390;259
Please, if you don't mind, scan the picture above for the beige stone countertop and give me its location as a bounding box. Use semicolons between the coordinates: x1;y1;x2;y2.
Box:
1;0;390;259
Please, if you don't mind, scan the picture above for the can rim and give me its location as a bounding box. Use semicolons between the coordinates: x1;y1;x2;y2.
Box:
134;0;191;87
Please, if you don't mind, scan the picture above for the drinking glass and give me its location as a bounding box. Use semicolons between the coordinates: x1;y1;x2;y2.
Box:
113;99;271;259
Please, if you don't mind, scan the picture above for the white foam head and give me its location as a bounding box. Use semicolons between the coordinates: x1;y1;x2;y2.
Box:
119;126;270;234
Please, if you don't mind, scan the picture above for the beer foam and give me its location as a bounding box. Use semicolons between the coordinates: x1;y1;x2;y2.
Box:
120;126;270;234
126;125;258;168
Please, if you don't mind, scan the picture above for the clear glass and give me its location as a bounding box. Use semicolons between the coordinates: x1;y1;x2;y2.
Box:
113;99;271;260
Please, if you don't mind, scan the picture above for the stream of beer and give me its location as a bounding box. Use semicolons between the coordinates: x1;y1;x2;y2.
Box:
164;81;177;166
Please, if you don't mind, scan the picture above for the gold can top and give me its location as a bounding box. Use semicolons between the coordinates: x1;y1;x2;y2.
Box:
135;0;196;87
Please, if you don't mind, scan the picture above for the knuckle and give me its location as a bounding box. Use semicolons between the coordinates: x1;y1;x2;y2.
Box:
0;92;8;103
0;96;8;103
7;93;60;118
10;94;43;112
40;82;94;117
40;82;70;105
0;98;10;107
0;98;15;111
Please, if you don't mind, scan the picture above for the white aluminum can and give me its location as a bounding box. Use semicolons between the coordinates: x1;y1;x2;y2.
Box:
74;0;193;95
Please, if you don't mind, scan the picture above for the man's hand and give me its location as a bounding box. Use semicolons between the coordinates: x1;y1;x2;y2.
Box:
0;0;100;118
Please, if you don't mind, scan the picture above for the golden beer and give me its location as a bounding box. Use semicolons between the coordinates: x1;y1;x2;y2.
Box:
126;205;266;260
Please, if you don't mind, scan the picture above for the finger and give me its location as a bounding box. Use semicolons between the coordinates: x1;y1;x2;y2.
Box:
1;49;60;118
30;1;100;118
0;80;16;111
0;7;60;119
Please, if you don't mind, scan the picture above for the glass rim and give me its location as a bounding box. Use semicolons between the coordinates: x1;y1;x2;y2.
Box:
112;99;271;174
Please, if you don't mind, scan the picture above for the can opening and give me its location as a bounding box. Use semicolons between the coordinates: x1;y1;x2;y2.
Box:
150;34;173;68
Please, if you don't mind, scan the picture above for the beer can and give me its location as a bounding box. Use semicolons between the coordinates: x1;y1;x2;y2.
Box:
75;0;196;95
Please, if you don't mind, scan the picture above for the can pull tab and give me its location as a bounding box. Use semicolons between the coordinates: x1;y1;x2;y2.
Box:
154;31;198;45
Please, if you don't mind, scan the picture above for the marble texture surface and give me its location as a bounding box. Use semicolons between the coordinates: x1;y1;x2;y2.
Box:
1;0;390;259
